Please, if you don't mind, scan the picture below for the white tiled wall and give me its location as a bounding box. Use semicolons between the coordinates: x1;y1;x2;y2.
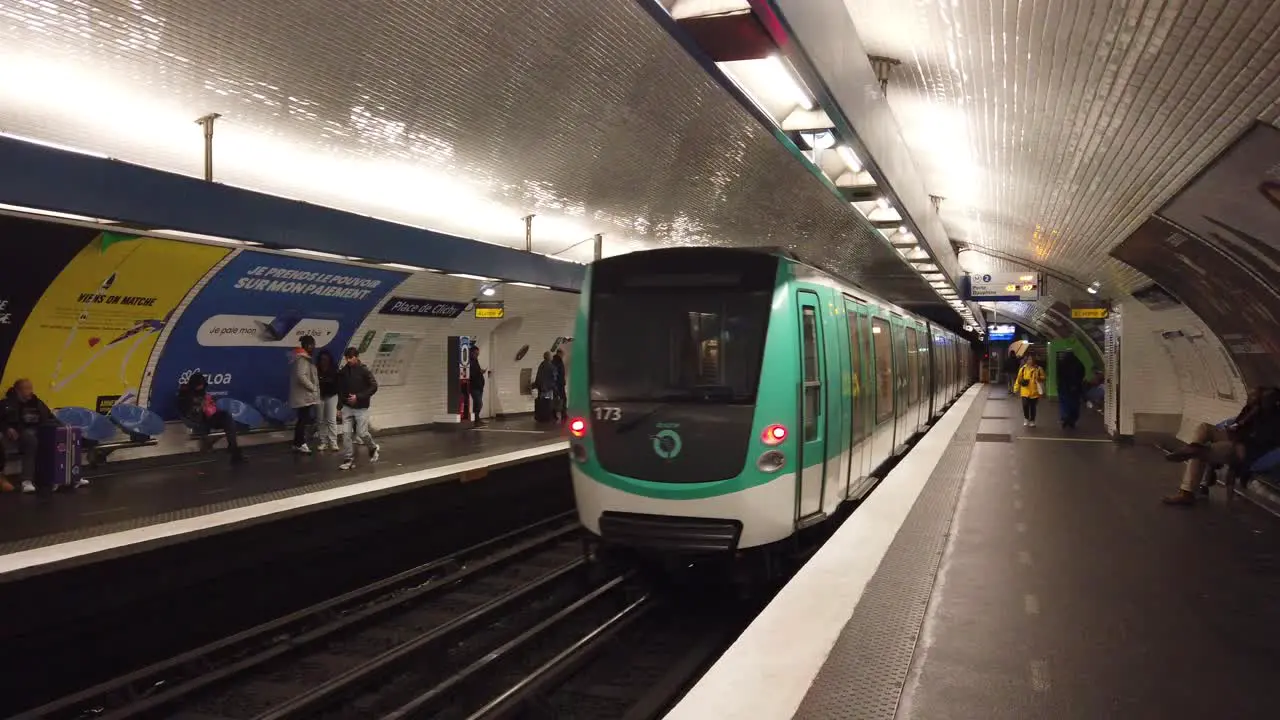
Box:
346;273;579;430
1115;298;1245;440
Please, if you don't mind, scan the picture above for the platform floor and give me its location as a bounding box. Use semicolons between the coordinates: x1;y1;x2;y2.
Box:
800;386;1280;720
0;418;564;564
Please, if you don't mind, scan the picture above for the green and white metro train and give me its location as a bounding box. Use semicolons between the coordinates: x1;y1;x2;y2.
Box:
565;246;972;562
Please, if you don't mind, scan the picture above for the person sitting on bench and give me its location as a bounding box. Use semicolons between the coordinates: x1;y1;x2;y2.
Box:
1163;386;1280;505
179;373;246;465
0;379;57;493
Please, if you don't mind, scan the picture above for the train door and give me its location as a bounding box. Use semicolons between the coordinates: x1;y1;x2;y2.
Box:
844;300;873;499
796;292;827;523
869;315;896;466
890;316;910;453
904;325;922;433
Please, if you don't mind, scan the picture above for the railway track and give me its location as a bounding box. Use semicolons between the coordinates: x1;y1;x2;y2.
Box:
15;512;599;720
22;511;762;720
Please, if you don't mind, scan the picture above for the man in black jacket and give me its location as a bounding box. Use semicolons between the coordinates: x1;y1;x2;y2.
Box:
1056;352;1086;429
1;378;57;493
336;347;380;470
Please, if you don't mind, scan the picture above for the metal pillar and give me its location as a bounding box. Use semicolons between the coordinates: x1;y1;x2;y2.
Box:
522;214;535;253
195;113;221;181
593;233;603;261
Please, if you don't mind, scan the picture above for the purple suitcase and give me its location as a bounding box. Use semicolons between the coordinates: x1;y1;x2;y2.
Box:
36;424;84;490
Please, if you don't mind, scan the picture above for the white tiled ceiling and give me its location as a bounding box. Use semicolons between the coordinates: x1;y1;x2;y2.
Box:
842;0;1280;297
0;0;942;305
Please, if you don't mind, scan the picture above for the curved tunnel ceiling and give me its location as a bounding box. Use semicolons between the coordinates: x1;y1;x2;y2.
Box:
826;0;1280;358
0;0;948;310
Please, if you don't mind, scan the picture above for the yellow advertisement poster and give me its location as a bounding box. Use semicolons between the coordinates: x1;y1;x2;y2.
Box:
1;233;230;411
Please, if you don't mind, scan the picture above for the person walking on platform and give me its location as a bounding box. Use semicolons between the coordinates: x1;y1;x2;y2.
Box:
0;379;58;493
1003;349;1020;393
552;348;568;423
289;335;320;454
178;373;246;465
468;342;489;427
1057;352;1086;429
336;347;380;471
315;349;340;451
1015;355;1046;427
1162;387;1280;506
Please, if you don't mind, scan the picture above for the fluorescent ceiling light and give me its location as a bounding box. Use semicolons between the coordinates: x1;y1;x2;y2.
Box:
766;54;815;111
876;197;891;211
153;229;260;246
449;272;498;281
836;145;862;173
481;285;497;297
285;248;359;261
1086;287;1097;294
0;202;116;224
0;131;109;158
509;281;552;290
380;262;429;271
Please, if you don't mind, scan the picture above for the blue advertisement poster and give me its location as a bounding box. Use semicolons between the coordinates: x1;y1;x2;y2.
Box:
149;251;408;419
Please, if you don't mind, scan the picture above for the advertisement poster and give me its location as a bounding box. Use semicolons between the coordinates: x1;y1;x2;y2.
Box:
149;252;408;419
1111;216;1279;387
0;215;95;387
1;222;230;412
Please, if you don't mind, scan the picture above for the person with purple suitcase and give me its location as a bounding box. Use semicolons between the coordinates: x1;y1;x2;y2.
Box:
1;378;86;493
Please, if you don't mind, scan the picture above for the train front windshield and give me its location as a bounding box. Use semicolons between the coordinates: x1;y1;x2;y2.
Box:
588;255;775;405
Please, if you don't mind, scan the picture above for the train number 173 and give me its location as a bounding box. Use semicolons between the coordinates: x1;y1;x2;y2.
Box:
593;406;622;421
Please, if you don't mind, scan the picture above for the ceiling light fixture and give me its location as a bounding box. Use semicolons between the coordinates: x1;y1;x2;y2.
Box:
876;197;891;211
836;145;862;173
154;229;260;246
286;248;359;261
0;131;109;159
449;272;498;282
767;54;815;111
0;202;116;225
380;262;429;272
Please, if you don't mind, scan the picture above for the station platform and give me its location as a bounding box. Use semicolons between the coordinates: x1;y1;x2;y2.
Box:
668;384;1280;720
0;418;567;581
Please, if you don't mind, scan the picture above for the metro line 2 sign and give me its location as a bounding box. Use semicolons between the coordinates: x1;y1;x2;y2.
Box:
964;272;1041;302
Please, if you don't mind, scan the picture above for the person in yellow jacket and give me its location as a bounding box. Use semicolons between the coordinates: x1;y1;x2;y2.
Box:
1015;355;1047;427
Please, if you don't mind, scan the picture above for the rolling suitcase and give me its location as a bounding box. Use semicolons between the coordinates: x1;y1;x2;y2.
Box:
36;424;84;490
533;392;554;423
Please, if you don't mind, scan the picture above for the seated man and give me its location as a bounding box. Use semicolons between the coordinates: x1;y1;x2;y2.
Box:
178;373;246;465
0;378;57;493
1163;386;1280;505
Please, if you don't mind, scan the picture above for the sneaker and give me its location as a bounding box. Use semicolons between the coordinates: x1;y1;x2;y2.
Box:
21;480;36;494
75;478;90;488
369;445;380;463
339;459;355;471
294;444;312;454
1022;419;1029;427
1028;421;1036;428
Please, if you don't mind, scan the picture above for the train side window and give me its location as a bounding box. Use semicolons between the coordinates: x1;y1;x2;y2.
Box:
801;306;821;441
905;327;920;404
846;306;864;443
871;317;893;424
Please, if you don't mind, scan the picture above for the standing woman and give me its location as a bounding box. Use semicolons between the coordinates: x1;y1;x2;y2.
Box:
315;349;340;451
1016;355;1047;427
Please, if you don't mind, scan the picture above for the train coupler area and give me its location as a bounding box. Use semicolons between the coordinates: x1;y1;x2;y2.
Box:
598;511;743;554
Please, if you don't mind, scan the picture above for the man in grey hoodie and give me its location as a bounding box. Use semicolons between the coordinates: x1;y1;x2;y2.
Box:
289;335;320;453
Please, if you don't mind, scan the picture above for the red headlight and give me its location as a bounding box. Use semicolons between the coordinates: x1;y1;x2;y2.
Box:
569;417;587;437
762;424;787;445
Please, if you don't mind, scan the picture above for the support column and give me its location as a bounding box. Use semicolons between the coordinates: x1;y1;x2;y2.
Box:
522;214;535;253
195;113;221;181
593;233;603;261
